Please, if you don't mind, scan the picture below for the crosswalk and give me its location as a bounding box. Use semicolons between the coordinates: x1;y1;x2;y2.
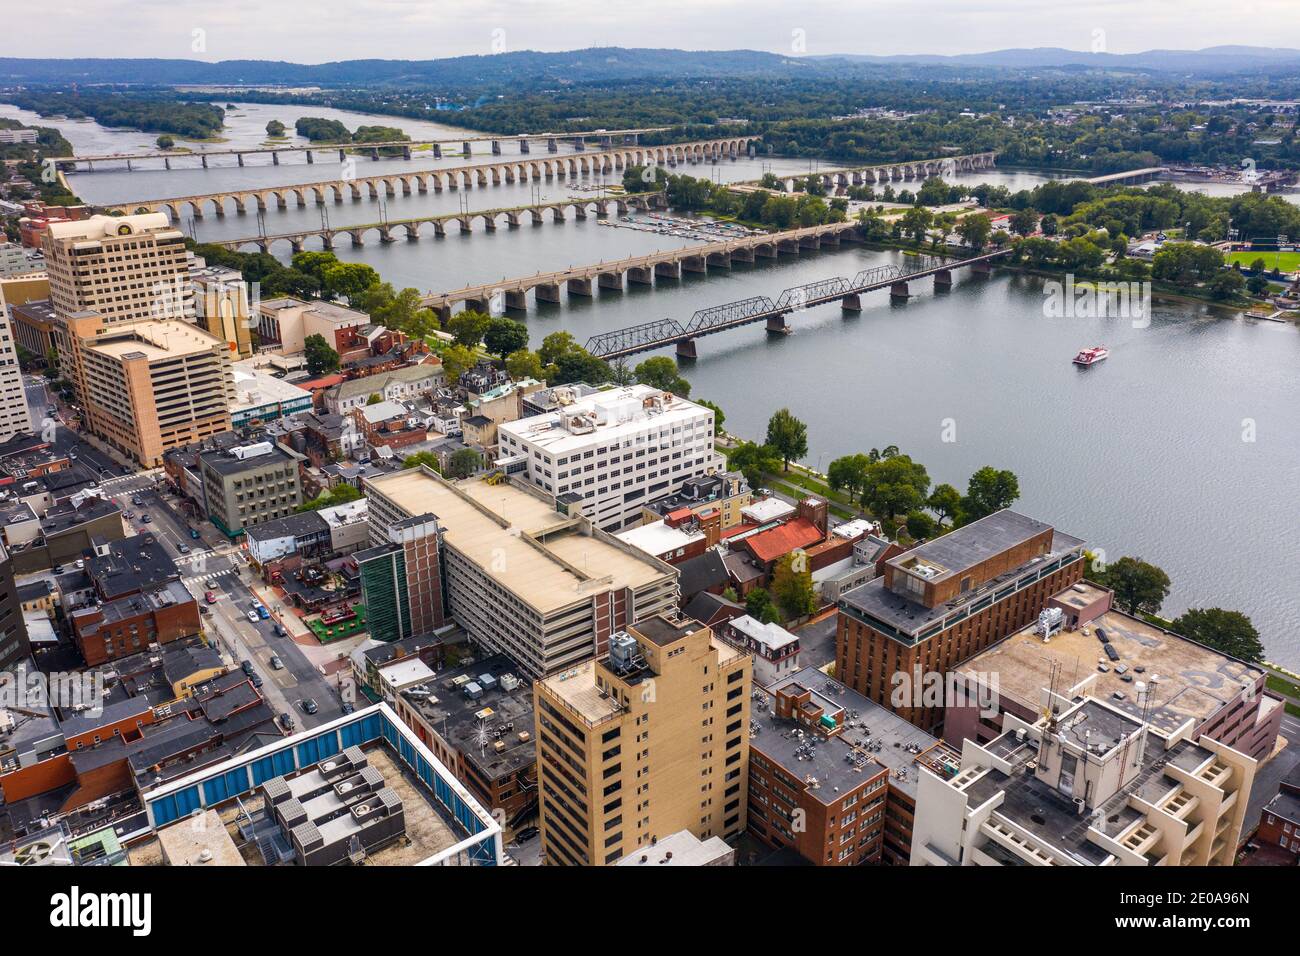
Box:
183;567;238;588
98;470;162;490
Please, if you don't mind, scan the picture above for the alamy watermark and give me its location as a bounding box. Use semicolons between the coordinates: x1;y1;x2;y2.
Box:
891;665;999;718
0;664;106;718
1043;274;1151;328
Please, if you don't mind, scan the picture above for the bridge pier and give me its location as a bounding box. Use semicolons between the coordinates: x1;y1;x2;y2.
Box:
321;234;335;250
370;148;380;161
164;158;171;170
464;297;490;314
237;154;244;167
535;283;561;304
598;272;623;291
481;217;496;232
675;340;697;361
552;208;566;223
504;290;529;312
573;205;587;221
350;232;365;247
567;277;593;297
548;137;558;152
290;238;304;254
339;149;347;163
707;252;732;270
731;246;755;263
199;155;207;169
654;261;681;280
433;222;446;238
434;305;451;327
433;144;442;159
890;281;910;300
933;269;953;291
971;260;994;276
272;152;280;166
457;217;472;234
306;150;313;164
766;315;788;333
518;138;530;154
627;267;653;285
506;212;520;228
491;140;502;155
841;294;862;313
379;228;395;244
754;244;778;259
463;142;472;158
402;146;412;161
799;235;821;250
682;255;707;274
530;210;544;225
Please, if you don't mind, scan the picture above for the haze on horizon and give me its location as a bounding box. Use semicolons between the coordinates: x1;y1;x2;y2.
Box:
10;0;1300;65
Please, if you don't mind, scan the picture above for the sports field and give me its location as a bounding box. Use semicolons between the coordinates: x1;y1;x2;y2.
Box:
1225;250;1300;272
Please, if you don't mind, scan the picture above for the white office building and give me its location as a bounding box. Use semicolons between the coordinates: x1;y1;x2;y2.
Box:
0;307;34;442
496;384;725;531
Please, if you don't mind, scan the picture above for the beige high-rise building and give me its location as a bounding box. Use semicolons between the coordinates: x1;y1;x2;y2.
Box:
44;214;192;325
534;613;752;866
53;312;235;467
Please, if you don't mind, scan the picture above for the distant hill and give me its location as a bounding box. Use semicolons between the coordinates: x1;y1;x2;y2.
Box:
4;45;1300;88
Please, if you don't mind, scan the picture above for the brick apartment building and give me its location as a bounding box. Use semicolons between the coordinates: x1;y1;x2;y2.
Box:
837;510;1087;733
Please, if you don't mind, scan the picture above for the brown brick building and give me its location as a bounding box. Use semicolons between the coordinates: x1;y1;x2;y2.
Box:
746;666;955;865
836;510;1086;734
69;580;201;666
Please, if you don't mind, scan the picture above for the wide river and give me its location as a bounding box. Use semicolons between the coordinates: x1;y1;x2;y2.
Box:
11;101;1298;668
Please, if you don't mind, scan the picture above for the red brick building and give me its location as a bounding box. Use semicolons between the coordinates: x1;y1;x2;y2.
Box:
836;510;1086;733
69;581;201;666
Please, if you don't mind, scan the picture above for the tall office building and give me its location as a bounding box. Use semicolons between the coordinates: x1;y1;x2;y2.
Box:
0;304;33;442
533;613;752;866
53;312;235;467
837;510;1086;733
496;384;726;532
0;541;31;668
44;214;192;325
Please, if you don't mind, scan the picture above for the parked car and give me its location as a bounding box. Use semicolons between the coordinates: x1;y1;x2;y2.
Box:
515;826;539;843
204;591;217;604
341;702;355;715
246;610;260;623
189;528;200;540
256;605;270;620
241;660;254;676
250;674;264;688
300;698;318;715
279;713;295;731
269;655;284;670
131;497;143;506
140;514;151;524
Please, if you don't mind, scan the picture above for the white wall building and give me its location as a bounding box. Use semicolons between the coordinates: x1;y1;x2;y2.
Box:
496;384;725;531
0;306;34;442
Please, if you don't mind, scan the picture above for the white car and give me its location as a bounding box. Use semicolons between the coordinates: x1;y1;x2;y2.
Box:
247;610;260;624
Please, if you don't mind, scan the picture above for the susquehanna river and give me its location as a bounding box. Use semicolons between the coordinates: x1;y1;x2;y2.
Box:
40;104;1300;667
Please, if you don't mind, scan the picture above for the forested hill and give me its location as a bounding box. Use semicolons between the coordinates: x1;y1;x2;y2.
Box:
6;45;1300;88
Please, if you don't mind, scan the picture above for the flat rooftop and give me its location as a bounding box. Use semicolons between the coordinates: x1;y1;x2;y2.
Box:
231;363;313;411
887;509;1060;583
368;469;669;614
85;320;223;361
960;607;1264;735
499;383;708;456
757;667;947;801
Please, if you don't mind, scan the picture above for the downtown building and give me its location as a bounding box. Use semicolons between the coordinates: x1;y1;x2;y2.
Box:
362;467;677;676
836;510;1087;734
910;689;1258;867
52;312;235;467
496;384;725;532
533;613;752;866
198;440;305;538
0;303;33;443
43;214;193;324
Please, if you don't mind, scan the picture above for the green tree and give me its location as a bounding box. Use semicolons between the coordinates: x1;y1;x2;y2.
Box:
291;250;340;286
445;448;482;480
695;399;725;436
402;451;442;473
303;333;340;375
1094;557;1171;616
633;356;691;397
927;483;963;528
505;349;545;382
745;587;780;625
297;482;362;512
770;551;817;621
1170;608;1265;662
483;317;529;360
538;331;579;367
448;309;491;348
156;135;174;149
322;261;379;301
860;454;930;524
959;467;1021;524
266;119;287;137
366;393;384;405
765;408;808;471
439;343;477;382
827;453;871;499
729;441;782;489
956;213;992;250
905;510;936;540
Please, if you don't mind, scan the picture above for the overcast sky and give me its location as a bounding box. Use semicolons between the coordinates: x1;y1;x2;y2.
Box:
10;0;1300;63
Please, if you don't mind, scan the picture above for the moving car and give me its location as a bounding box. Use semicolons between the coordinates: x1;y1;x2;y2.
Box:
272;623;286;637
131;497;142;506
246;610;260;623
178;544;189;554
269;655;284;670
189;528;201;540
204;591;217;604
140;514;151;524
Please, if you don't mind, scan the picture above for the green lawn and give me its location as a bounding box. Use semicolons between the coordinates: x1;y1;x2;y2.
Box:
1225;250;1300;272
